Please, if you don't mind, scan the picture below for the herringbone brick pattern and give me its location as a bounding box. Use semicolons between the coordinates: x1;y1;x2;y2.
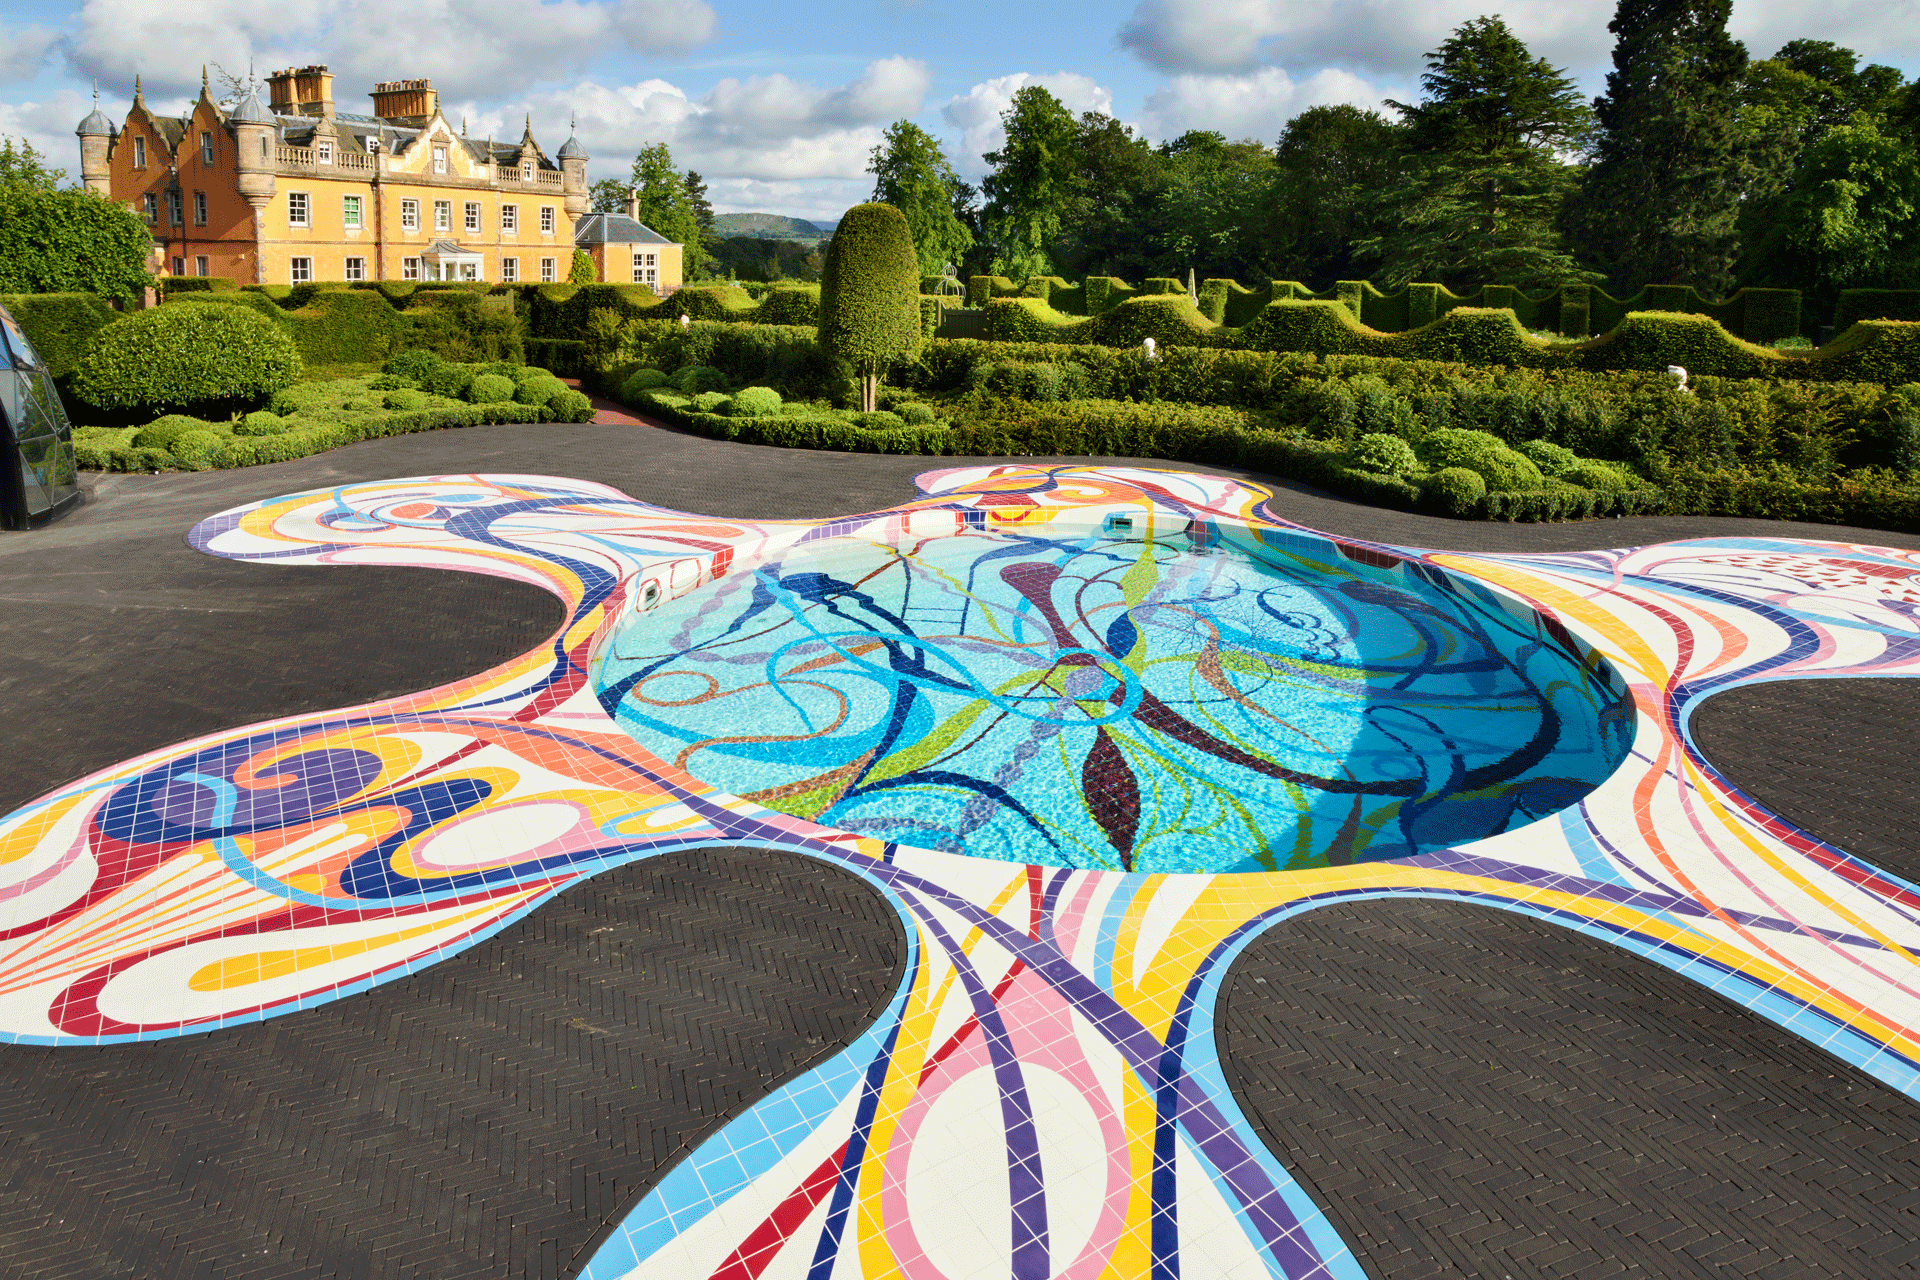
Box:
1690;676;1920;884
0;847;903;1280
1220;898;1920;1278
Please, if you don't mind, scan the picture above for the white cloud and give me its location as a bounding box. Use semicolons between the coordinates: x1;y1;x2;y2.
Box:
697;56;931;142
1116;0;1613;78
611;0;718;55
0;24;59;86
492;58;929;184
0;90;91;176
1730;0;1920;68
941;71;1114;176
1136;66;1392;144
66;0;720;102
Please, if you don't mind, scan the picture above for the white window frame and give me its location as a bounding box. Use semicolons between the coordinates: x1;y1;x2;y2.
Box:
400;198;418;231
192;190;207;225
501;257;518;282
632;258;645;284
133;135;146;168
200;130;213;165
344;256;365;281
500;204;517;232
540;256;555;282
403;257;420;280
464;201;481;234
290;257;312;283
434;200;451;232
522;162;532;181
540;206;555;233
342;194;362;229
316;139;333;165
459;261;479;282
432;144;448;174
194;255;208;277
287;191;309;227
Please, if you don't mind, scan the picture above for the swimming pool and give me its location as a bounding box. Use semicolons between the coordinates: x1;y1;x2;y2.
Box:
593;510;1634;873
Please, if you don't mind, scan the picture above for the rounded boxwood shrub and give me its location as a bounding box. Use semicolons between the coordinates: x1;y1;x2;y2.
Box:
1418;427;1544;491
169;428;228;470
729;386;783;417
549;389;594;422
1561;459;1638;491
674;365;730;394
513;375;567;407
1423;466;1487;516
621;367;669;400
1348;432;1419;477
897;402;936;425
234;410;289;436
420;361;475;399
385;389;429;411
853;410;905;429
693;391;733;413
1517;438;1578;477
70;305;301;412
384;350;442;382
466;373;516;403
131;414;222;449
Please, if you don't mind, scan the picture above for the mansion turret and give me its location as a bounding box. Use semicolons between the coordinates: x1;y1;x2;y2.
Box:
76;67;592;286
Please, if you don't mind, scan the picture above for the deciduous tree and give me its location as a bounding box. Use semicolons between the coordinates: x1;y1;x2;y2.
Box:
980;86;1078;278
868;121;974;278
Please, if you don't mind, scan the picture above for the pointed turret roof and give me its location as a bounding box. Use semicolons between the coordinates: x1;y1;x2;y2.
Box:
228;92;274;125
75;84;115;137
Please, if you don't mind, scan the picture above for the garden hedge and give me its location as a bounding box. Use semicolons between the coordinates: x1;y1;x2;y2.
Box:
972;273;1804;343
70;303;301;414
0;292;121;378
1836;290;1920;330
977;296;1920;386
159;276;239;295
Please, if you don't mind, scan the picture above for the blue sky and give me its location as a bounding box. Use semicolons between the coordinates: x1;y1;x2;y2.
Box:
3;0;1917;223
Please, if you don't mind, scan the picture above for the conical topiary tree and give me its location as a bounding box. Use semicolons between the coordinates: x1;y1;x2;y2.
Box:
818;202;921;413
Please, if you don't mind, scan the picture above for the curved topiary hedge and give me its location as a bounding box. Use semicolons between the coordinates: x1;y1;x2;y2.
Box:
71;304;301;413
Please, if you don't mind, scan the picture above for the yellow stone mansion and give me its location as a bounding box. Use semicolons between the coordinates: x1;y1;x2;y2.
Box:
75;66;682;291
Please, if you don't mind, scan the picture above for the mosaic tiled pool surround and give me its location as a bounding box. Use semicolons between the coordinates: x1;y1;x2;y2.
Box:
3;464;1920;1280
592;512;1633;874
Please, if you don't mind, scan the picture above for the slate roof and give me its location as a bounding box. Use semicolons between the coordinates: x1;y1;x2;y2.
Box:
574;212;673;246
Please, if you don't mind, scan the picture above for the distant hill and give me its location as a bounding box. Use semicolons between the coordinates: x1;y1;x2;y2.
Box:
711;213;830;241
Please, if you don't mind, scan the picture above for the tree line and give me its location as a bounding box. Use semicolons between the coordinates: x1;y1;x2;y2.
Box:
867;0;1920;323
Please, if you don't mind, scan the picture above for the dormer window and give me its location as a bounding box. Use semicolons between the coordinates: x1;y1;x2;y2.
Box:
433;145;448;174
522;162;532;181
364;136;379;154
316;140;332;164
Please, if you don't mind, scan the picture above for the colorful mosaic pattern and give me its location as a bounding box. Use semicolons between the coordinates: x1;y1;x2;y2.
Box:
594;515;1633;874
2;465;1919;1280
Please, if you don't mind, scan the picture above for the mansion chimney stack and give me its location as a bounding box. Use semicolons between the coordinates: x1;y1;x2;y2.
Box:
266;65;334;117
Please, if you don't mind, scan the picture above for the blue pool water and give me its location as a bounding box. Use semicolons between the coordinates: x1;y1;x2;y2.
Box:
593;520;1634;873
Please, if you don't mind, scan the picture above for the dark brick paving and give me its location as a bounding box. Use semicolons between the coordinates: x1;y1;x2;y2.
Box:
1690;678;1920;885
5;419;1920;1277
0;847;903;1280
1219;899;1920;1279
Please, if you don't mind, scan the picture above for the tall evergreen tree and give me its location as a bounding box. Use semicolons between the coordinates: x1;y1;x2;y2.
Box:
1359;17;1595;289
866;121;974;277
980;85;1079;278
1562;0;1750;295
